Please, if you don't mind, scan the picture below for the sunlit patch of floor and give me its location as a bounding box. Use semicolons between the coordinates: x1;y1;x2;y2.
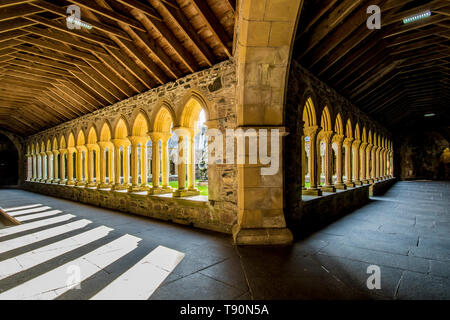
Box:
0;204;184;300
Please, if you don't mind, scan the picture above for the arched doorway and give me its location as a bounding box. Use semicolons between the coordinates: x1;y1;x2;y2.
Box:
0;133;19;186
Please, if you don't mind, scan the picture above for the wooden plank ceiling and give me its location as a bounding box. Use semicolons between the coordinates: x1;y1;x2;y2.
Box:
0;0;235;135
294;0;449;131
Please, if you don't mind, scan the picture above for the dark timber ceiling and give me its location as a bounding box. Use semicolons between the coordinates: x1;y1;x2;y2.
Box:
294;0;449;131
0;0;235;135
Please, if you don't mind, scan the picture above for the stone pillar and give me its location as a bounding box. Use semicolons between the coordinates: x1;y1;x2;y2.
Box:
140;143;148;188
111;139;130;190
353;140;362;186
129;136;149;192
187;134;199;192
302;126;322;196
149;133;161;193
371;146;376;181
59;149;67;184
46;151;53;183
321;131;335;192
176;135;185;191
52;150;59;183
375;147;381;180
75;146;86;186
98;142;111;188
301;134;306;190
173;128;199;197
66;148;75;185
390;151;394;177
344;138;355;187
232;0;302;245
86;144;98;187
31;154;36;181
160;133;172;192
333;135;346;190
359;142;367;184
365;144;372;184
39;152;45;181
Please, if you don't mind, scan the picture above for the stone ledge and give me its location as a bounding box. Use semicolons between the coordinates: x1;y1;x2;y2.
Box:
22;182;234;235
369;178;396;196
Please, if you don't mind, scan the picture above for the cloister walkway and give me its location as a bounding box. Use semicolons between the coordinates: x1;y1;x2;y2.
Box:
0;181;449;300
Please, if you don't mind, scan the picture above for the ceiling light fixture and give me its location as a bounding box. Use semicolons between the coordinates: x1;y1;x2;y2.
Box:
403;10;431;24
424;113;436;117
66;15;92;30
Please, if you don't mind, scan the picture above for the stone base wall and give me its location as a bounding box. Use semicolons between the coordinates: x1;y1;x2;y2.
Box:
23;182;235;234
369;178;396;196
288;186;370;238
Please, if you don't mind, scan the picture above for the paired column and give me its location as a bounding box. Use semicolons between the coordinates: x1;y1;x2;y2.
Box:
46;151;53;183
86;144;99;187
173;127;200;197
129;136;149;192
160;133;172;191
302;126;322;196
75;146;87;186
59;149;67;184
375;146;381;180
52;150;59;183
66;147;76;185
31;154;37;181
112;138;130;190
365;144;372;183
40;152;46;182
333;135;346;190
321;131;335;192
344;138;354;187
352;140;362;185
98;141;114;188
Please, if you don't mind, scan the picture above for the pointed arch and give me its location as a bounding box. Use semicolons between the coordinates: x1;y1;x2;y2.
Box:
354;123;361;141
100;121;112;142
368;130;373;144
334;113;343;135
153;102;176;133
345;119;353;138
67;132;75;147
132;112;149;136
180;94;208;128
302;97;317;127
362;127;367;143
114;117;129;139
320;106;332;131
46;139;52;152
87;126;98;144
52;136;58;150
76;130;86;146
60;135;67;149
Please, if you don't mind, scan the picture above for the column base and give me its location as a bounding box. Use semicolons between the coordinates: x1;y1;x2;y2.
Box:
368;179;374;184
112;184;130;191
59;179;67;185
302;188;323;196
362;179;370;185
335;183;347;190
87;182;98;188
173;188;201;197
354;180;363;186
320;185;336;192
232;225;293;245
97;183;112;189
45;179;53;183
129;185;148;192
75;181;86;187
51;179;60;184
345;182;355;188
66;180;75;186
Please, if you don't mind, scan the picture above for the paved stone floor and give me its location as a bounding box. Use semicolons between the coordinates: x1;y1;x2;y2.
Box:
0;181;449;300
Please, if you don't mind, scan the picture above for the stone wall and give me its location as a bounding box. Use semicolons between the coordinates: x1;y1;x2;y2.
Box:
396;128;450;181
284;60;392;230
23;60;238;234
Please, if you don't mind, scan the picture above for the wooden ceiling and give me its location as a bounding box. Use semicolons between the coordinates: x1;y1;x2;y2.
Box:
0;0;235;135
294;0;449;131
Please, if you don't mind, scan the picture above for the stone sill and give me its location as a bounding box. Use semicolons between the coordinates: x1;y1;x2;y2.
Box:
26;181;209;206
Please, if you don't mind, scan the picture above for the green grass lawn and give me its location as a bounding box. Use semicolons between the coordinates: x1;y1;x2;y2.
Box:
149;180;208;196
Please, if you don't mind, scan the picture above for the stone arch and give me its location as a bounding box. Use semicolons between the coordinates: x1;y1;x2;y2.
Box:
151;100;176;132
52;136;58;150
132;111;150;137
46;139;52;152
76;130;86;146
87;126;98;144
60;135;67;149
334;113;344;135
302;97;318;127
99;121;112;142
345;118;353;138
320;106;332;131
113;116;130;139
179;92;210;128
354;123;361;141
67;131;76;147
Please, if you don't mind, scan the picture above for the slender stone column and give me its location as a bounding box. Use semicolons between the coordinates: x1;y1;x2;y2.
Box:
128;136;149;192
371;146;376;181
333;135;346;190
39;152;45;181
302;126;322;196
86;144;98;187
140;144;148;188
390;151;394;177
66;148;75;185
98;142;112;188
150;133;161;191
111;139;130;190
301;134;306;190
187;134;199;192
374;147;379;180
359;142;367;184
160;133;172;192
31;154;36;181
46;151;53;183
52;150;59;183
59;149;67;184
177;135;185;191
75;146;86;186
344;138;355;187
365;144;372;183
353;140;362;186
321;131;335;192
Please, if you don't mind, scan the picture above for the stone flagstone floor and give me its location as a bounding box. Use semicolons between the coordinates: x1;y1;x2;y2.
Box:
0;181;449;299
